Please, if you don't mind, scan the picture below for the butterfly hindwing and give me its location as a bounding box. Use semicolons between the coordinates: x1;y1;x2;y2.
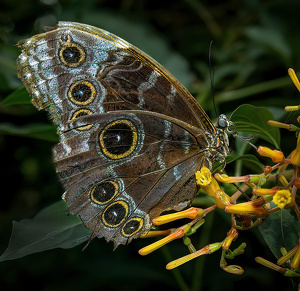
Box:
56;111;206;245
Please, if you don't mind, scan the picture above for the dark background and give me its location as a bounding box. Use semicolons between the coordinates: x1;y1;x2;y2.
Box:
0;0;299;290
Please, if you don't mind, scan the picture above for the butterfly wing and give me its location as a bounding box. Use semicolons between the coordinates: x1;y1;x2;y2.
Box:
16;22;215;246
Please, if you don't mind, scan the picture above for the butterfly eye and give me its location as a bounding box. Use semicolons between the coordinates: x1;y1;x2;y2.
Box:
90;180;119;205
122;218;143;237
59;34;85;67
217;114;230;129
99;119;138;160
102;201;129;227
68;80;96;105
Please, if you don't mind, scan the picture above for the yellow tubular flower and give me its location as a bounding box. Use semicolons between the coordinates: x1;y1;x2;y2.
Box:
214;173;252;183
195;167;220;198
225;198;267;217
215;189;231;209
252;186;281;196
291;134;300;166
257;146;285;163
273;190;293;209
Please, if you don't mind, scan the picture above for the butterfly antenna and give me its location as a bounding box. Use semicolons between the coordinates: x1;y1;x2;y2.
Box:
209;40;219;118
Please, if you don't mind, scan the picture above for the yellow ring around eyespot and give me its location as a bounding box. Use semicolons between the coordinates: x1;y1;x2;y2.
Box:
68;80;96;105
102;201;129;228
99;119;138;160
59;35;86;67
122;217;143;237
90;180;119;205
71;108;93;130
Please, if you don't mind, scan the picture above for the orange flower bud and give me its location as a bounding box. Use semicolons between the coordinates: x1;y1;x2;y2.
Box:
257;146;285;163
252;188;277;196
139;225;190;256
152;207;204;225
252;186;282;196
222;228;238;250
225;199;266;217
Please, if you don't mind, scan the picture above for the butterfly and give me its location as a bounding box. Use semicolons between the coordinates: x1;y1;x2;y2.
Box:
16;22;230;247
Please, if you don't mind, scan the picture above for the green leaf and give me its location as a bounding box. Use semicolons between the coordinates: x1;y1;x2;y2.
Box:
0;201;90;262
259;208;300;259
230;104;280;148
0;87;31;107
0;122;58;142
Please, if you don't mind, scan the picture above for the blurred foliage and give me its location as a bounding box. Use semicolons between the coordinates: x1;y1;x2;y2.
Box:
0;0;299;290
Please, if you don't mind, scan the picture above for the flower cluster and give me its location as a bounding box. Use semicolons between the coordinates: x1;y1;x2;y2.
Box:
138;69;300;281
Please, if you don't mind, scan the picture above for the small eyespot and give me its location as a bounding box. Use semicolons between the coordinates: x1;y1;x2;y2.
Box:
122;218;143;237
102;201;128;228
99;119;138;160
71;109;93;130
68;80;96;105
59;34;85;67
90;180;119;205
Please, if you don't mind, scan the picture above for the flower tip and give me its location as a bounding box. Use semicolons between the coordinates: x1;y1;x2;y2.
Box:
222;265;244;275
273;190;293;209
257;146;284;163
288;68;300;92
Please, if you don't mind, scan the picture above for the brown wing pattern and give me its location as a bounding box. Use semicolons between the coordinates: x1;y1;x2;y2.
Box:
16;22;214;246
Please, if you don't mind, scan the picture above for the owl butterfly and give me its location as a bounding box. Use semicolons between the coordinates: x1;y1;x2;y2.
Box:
16;22;230;247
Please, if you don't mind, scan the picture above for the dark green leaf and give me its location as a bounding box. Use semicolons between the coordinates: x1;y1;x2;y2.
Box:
259;208;300;259
0;201;90;262
0;87;31;107
0;122;58;142
230;104;280;148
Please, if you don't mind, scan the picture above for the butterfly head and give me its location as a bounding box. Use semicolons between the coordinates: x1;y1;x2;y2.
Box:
204;114;234;168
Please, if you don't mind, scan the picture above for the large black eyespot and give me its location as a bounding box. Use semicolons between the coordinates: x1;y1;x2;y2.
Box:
99;120;138;160
102;201;128;227
71;108;93;130
68;80;96;105
59;34;85;67
90;180;118;205
122;218;143;237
